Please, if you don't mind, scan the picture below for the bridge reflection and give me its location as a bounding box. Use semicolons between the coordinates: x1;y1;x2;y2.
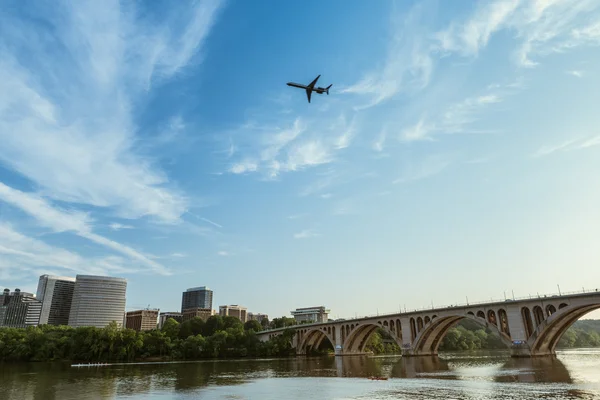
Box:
330;352;575;383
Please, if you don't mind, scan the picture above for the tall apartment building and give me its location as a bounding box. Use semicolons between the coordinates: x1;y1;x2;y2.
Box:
291;306;330;323
36;275;76;326
68;275;127;328
182;308;214;322
181;286;213;313
219;305;247;323
0;288;42;328
248;312;269;322
158;312;183;329
125;309;159;331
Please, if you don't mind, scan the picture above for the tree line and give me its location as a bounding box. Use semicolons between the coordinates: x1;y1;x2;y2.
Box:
0;316;296;363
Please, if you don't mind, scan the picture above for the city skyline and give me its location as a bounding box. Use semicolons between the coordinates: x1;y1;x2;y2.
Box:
1;1;600;320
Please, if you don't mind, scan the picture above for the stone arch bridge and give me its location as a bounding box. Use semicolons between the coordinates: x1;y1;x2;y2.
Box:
257;290;600;357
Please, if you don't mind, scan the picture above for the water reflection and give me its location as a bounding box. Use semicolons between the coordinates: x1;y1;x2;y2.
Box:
1;350;600;399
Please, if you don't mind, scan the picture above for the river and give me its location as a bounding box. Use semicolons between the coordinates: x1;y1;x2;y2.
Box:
2;349;600;399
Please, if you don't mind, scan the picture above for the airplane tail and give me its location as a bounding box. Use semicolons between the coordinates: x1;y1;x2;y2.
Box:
326;84;332;95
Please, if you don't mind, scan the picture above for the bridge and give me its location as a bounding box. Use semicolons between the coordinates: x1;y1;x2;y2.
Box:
257;289;600;358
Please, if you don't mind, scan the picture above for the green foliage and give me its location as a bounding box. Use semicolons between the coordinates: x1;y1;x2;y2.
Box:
365;328;400;354
269;317;296;329
439;319;600;351
557;320;600;348
0;319;296;363
244;320;262;332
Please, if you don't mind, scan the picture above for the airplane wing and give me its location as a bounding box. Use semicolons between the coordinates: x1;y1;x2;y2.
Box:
306;89;312;103
307;75;320;89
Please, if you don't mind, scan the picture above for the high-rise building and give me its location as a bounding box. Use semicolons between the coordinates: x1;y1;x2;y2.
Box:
291;306;330;323
125;309;159;331
158;312;183;329
181;286;213;312
248;312;269;322
36;275;76;326
219;305;247;323
0;288;42;328
68;275;127;328
182;308;214;322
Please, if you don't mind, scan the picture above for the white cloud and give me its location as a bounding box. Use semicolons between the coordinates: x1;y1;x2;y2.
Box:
340;3;433;108
373;128;388;152
171;252;186;258
198;217;223;229
435;0;600;67
0;1;225;225
227;115;353;179
293;229;321;239
400;89;506;143
400;118;435;142
110;223;134;231
230;161;259;174
0;182;170;275
578;135;600;149
0;223;144;280
532;138;580;157
436;0;520;56
533;134;600;156
218;250;229;256
567;70;583;78
287;213;308;220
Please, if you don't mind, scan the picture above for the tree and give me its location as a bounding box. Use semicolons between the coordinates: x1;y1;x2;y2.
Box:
203;315;225;337
260;318;270;330
244;320;262;332
161;318;180;340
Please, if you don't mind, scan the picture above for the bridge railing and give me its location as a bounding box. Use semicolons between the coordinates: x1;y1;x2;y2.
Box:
259;288;599;333
339;288;600;321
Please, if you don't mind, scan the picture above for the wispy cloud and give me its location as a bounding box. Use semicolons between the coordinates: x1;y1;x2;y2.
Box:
400;118;435;142
287;213;309;220
199;217;223;229
171;252;186;258
566;70;584;78
0;1;226;225
227;115;355;179
0;223;144;281
218;250;229;256
293;229;321;239
532;134;600;157
435;0;600;67
373;128;388;152
400;89;506;142
0;183;170;275
340;2;433;109
110;223;134;231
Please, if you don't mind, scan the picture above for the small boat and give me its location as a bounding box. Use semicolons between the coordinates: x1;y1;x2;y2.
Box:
368;376;388;381
71;363;109;367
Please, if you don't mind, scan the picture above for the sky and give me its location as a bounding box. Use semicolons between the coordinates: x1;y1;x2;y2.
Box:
1;0;600;321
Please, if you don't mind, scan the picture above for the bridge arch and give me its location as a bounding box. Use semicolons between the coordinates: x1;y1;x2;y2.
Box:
343;320;403;354
529;302;600;356
411;313;512;356
297;327;335;355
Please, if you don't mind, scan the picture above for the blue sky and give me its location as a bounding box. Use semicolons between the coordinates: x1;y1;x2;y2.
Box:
1;0;600;320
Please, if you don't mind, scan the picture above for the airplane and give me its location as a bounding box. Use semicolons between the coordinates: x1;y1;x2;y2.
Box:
286;74;332;103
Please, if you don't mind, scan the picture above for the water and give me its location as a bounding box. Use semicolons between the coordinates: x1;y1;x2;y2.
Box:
2;349;600;399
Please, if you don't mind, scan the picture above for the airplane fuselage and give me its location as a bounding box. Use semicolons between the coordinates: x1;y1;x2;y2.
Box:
286;75;332;103
287;82;329;94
